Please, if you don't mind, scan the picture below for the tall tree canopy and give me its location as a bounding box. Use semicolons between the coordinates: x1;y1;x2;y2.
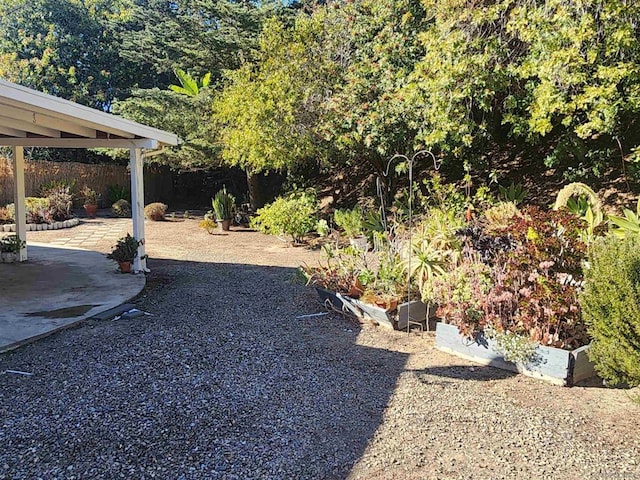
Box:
118;0;269;89
213;0;640;180
0;0;132;109
212;9;348;172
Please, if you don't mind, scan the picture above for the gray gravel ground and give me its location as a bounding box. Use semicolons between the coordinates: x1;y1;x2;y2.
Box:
2;220;639;479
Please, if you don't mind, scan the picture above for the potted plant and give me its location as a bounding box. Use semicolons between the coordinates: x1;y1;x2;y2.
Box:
106;233;141;273
334;206;367;249
0;235;25;263
212;187;235;232
81;186;100;218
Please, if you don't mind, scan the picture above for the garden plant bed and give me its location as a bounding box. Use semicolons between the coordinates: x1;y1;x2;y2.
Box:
1;217;79;232
434;321;596;386
316;287;433;330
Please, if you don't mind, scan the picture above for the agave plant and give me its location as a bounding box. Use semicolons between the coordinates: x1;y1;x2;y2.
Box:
405;240;446;302
498;183;528;205
609;198;640;238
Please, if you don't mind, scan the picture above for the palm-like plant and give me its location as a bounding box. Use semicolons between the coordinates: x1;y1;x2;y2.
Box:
169;69;211;97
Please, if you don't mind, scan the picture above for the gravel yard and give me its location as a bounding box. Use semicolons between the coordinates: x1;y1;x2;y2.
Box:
1;218;639;479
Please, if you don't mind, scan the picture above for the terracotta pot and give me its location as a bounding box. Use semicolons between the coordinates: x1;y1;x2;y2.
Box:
347;278;364;298
118;261;132;273
217;219;231;232
84;204;98;218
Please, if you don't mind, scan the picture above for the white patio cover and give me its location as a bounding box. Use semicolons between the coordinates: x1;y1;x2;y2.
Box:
0;79;181;272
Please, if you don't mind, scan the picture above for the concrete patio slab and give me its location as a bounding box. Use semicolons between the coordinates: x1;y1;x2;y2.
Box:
0;242;145;352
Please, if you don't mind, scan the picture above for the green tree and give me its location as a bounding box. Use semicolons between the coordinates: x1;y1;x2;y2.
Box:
118;0;269;90
0;0;133;109
406;0;640;174
113;76;217;168
212;8;348;172
321;0;428;173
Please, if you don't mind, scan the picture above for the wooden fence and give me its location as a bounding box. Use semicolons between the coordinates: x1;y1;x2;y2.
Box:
0;157;130;206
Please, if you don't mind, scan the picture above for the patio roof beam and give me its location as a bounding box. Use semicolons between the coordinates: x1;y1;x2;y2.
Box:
0;81;177;144
0;104;97;138
0;116;61;138
0;126;26;137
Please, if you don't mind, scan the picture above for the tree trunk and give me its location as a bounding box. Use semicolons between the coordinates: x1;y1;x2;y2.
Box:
246;169;284;210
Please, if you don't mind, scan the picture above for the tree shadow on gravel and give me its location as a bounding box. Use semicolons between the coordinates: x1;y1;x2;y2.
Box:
0;258;409;480
410;365;517;384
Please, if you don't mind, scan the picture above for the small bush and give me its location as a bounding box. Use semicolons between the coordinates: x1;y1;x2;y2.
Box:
484;201;519;232
45;186;73;221
250;190;317;243
39;179;76;197
334;207;364;238
144;202;167;221
112;199;131;218
580;236;640;387
0;207;13;224
199;218;217;234
7;198;53;224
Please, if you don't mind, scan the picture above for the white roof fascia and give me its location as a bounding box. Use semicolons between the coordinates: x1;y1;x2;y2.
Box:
0;137;159;149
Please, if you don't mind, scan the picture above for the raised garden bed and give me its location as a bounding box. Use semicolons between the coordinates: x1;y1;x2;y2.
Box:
316;287;433;330
0;218;79;232
434;321;596;386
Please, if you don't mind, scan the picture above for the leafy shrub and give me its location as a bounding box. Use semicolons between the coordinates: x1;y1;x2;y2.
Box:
107;233;140;263
81;186;100;206
439;207;589;350
407;208;464;301
199;218;217;234
485;207;588;349
456;225;517;264
144;202;167;221
418;173;467;215
432;254;493;335
0;207;13;224
27;207;54;225
316;219;330;237
7;198;53;224
39;179;76;197
112;199;131;218
45;186;73;220
0;235;26;253
334;207;364;238
498;183;527;205
580;236;640;387
250;190;317;243
608;198;640;239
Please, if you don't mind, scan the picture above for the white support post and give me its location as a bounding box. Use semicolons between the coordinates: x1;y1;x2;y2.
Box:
130;148;148;273
12;146;27;261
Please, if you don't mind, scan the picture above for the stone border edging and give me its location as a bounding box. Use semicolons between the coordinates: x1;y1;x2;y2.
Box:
1;217;80;233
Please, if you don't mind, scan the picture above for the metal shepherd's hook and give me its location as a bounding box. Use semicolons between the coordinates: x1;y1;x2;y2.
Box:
378;150;440;333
